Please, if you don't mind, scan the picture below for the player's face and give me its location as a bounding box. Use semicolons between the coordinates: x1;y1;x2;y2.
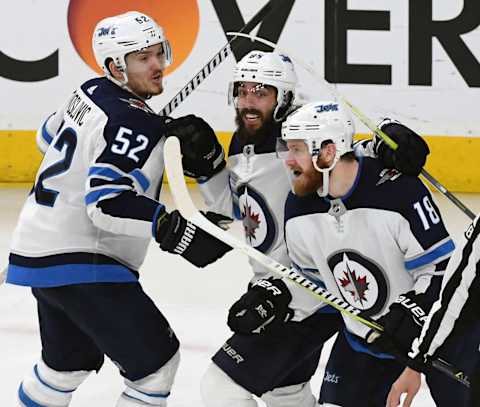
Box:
235;82;277;133
284;140;324;196
125;43;166;98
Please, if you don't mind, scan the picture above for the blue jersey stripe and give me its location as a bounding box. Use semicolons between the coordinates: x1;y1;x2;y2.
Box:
85;187;127;205
88;166;124;180
129;169;150;192
405;239;455;270
40;114;54;145
6;263;137;287
88;166;150;193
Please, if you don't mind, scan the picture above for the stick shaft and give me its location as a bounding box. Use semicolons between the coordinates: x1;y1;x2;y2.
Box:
163;136;470;387
226;32;476;221
159;0;279;116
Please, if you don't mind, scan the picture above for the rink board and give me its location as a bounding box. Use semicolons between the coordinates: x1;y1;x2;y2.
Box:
1;130;479;192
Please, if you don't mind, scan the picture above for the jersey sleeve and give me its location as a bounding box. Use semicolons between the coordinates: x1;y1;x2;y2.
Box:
395;179;454;302
410;214;480;361
85;109;167;239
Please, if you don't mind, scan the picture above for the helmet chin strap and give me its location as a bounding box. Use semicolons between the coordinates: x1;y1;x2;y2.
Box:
312;155;339;197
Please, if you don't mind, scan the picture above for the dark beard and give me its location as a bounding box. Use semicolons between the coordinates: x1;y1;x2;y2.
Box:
234;109;279;146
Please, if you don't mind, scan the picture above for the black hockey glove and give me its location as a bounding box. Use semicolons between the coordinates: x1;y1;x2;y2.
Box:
366;291;429;357
201;211;233;231
375;119;430;176
155;209;232;268
228;277;293;335
165;115;226;182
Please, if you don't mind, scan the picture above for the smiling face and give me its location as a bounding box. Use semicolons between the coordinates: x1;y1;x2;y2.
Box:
123;43;167;98
235;82;277;134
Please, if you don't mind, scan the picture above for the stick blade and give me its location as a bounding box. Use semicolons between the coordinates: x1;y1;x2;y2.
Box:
163;136;198;220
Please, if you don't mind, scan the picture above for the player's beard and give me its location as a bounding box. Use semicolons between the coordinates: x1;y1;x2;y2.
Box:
235;108;277;146
291;155;331;196
292;165;324;196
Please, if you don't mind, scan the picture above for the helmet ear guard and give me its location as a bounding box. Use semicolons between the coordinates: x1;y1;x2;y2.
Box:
273;90;294;121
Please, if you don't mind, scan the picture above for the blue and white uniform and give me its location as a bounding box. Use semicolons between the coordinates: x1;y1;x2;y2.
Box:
198;127;290;281
199;125;364;404
7;77;167;287
284;156;479;407
284;156;453;340
8;77;183;407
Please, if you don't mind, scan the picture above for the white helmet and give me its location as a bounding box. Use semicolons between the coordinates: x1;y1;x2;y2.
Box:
92;11;172;78
228;51;297;121
281;101;355;196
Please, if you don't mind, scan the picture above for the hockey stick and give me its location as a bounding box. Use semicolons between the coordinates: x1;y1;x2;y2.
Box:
164;136;470;387
158;0;283;116
226;32;476;221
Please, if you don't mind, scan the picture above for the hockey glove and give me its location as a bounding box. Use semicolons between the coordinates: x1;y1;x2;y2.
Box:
375;119;430;176
155;209;232;268
366;291;429;358
165;115;226;182
228;277;293;335
202;211;233;231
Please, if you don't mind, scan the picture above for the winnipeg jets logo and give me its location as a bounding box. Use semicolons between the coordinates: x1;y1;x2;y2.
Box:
339;261;369;305
328;251;388;316
237;185;276;253
376;168;401;186
242;204;261;241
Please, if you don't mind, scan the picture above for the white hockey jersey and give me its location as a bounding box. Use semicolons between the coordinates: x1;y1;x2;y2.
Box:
199;133;378;282
199;125;291;282
7;77;168;287
284;157;454;347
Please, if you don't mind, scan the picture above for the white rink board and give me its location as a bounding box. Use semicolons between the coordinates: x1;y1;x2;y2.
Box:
0;0;479;136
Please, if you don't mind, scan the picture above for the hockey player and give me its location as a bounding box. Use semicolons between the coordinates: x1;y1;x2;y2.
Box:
6;11;230;407
386;214;480;407
278;101;478;407
177;50;431;407
183;50;343;407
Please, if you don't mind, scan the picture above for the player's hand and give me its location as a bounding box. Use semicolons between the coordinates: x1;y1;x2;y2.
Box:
228;277;293;334
165;115;226;181
155;209;232;267
375;119;430;176
366;291;428;357
386;367;422;407
202;211;233;231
